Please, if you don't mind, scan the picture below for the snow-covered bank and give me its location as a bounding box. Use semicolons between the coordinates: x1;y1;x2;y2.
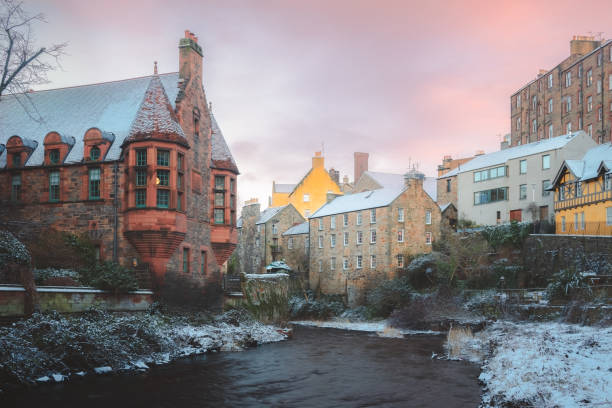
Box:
448;321;612;407
0;310;287;390
290;319;442;336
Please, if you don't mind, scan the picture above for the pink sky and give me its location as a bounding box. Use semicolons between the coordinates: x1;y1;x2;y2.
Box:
28;0;612;208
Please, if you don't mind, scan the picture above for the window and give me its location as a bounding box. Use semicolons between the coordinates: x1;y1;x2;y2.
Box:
516;117;521;131
201;251;207;274
136;169;147;186
597;52;602;67
578;90;583;104
357;231;363;245
11;174;21;201
136;149;147;166
425;210;432;225
356;255;362;269
90;146;100;161
446;179;451;193
516;94;521;108
605;173;612;191
12;153;21;168
136;189;146;207
587;69;593;87
566;96;572;113
397;255;404;268
547;98;553;113
519;184;527;200
587;124;593;137
425;232;432;245
473;166;506;182
177;173;184;190
49;171;60;202
548;124;553;138
581;212;586;230
330;234;336;248
343;232;349;246
177;153;184;172
157;150;169;166
157;189;169;208
398;208;404;222
183;248;190;273
287;238;293;249
370;255;376;268
343;258;349;270
89;168;100;199
370;229;376;244
598;107;603;121
532;95;537;110
566;122;572;134
330;257;336;270
356;212;362;225
576;181;583;197
542;180;551;197
318;218;323;231
542;155;550;170
597;79;602;94
156;170;169;186
474;187;508;205
548;73;553;88
303;194;310;202
519;160;527;174
214;208;224;224
587;96;593;112
532;119;537;133
49;149;60;164
561;216;566;232
609;74;612;90
607;207;612;226
398;229;404;242
318;235;323;248
565;71;571;87
272;223;278;234
330;216;336;229
574;213;579;230
343;213;348;227
370;209;376;223
319;260;322;272
578;64;583;78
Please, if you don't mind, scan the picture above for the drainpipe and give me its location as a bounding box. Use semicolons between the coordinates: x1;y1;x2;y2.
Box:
112;160;119;263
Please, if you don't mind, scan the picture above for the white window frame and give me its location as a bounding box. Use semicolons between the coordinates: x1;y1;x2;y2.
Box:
398;208;404;222
343;232;349;246
318;235;323;248
330;234;336;248
425;210;432;225
425;232;432;245
343;257;349;270
370;208;376;224
397;255;404;268
272;223;278;234
548;124;553;138
565;71;571;87
288;237;293;249
356;255;362;269
343;213;348;227
370;255;376;268
548;73;553;88
318;218;323;231
330;216;336;230
370;229;377;244
318;260;323;272
548;98;553;113
398;229;404;242
303;194;310;202
356;212;362;225
542;154;550;170
357;230;363;245
587;96;593;112
330;257;336;270
519;184;527;200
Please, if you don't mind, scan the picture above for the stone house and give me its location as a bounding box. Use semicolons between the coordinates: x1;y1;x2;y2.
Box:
236;201;304;274
435;154;473;209
281;221;309;274
447;131;596;225
308;171;441;306
0;31;239;296
550;143;612;235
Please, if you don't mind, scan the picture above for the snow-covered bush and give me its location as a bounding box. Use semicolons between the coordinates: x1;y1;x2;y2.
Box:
289;294;345;319
33;268;81;285
79;262;138;293
0;230;31;266
366;275;413;317
480;221;531;250
546;268;592;302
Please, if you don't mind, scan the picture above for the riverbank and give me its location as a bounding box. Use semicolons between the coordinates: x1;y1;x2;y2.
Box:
0;309;288;392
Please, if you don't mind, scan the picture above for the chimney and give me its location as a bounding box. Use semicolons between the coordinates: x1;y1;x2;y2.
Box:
475;150;485;156
245;198;259;205
354;152;369;182
326;192;340;203
178;29;204;93
242;199;261;220
404;168;425;190
342;175;349;184
570;35;600;57
312;151;324;169
329;168;340;184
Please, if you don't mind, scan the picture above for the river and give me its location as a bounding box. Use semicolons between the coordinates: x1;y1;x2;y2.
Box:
1;326;482;407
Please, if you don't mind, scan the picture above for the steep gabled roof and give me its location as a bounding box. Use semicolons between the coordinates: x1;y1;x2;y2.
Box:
310;186;405;218
256;205;288;225
282;221;309;236
361;171;437;202
210;111;239;173
273;183;296;194
552;143;612;186
124;74;188;147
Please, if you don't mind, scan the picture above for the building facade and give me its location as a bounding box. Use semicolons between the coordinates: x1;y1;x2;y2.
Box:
0;31;239;293
551;143;612;235
281;222;309;275
308;172;441;306
436;154;473;209
451;132;596;225
511;36;612;147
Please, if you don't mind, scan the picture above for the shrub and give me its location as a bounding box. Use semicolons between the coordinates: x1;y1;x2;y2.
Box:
289;294;345;319
26;229;95;270
388;295;430;329
480;221;531;250
0;230;31;266
465;260;521;289
33;268;81;286
365;275;413;318
547;268;592;302
80;262;138;293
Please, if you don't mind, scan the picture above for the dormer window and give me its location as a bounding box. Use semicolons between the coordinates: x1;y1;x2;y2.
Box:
49;149;60;164
12;153;22;168
90;146;101;161
43;131;75;165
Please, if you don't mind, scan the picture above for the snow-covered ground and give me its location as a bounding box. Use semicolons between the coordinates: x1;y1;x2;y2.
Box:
448;321;612;407
290;319;441;336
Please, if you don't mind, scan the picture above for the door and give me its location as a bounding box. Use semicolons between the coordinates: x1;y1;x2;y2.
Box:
510;209;522;222
539;205;549;221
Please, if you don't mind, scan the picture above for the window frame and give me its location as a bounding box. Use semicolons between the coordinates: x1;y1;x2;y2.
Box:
88;167;101;200
49;170;60;202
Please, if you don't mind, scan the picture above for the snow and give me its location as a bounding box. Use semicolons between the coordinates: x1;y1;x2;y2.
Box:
291;320;442;336
256;206;287;225
310;186;405;218
94;366;112;374
245;273;289;280
282;222;309;236
558;143;612;182
52;373;65;382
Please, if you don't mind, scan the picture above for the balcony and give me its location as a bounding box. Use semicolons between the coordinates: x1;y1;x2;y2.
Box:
554;189;612;211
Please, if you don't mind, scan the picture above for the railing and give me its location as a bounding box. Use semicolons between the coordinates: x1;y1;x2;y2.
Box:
555;189;612;211
555;221;612;236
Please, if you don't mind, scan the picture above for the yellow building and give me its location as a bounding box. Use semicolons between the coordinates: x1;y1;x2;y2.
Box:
270;152;342;218
551;143;612;235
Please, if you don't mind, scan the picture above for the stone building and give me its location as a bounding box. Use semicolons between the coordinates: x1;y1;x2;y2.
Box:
236;202;304;274
0;31;239;295
436;154;473;209
550;143;612;235
308;171;441;306
281;221;309;274
511;36;612;146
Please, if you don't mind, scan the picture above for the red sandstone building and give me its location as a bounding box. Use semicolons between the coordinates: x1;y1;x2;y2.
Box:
0;31;238;292
511;36;612;147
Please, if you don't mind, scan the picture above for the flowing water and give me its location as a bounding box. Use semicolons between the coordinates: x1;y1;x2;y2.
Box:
1;326;482;407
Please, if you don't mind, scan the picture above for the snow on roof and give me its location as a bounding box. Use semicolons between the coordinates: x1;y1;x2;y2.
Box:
282;222;309;236
311;186;404;218
210;111;239;173
256;205;287;225
0;72;180;167
446;132;585;176
439;202;452;212
558;143;612;182
274;183;296;193
364;171;437;202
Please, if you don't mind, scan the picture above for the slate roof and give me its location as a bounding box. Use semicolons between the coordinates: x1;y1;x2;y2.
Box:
552;143;612;185
282;222;309;236
310;186;405;218
438;132;585;179
210;111;239;173
273;183;296;194
363;171;437;202
256;205;288;225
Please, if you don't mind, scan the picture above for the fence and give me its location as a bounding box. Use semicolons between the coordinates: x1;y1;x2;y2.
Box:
556;221;612;236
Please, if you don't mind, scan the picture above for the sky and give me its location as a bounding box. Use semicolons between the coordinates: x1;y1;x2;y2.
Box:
25;0;612;208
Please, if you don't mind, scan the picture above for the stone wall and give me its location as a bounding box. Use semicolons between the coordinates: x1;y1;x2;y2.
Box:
241;273;289;324
0;285;153;317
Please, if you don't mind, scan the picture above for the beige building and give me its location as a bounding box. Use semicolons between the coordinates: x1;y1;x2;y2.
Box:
511;36;612;146
308;171;441;306
281;222;310;275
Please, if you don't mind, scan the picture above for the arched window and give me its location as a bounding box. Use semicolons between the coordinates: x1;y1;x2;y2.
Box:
90;146;101;161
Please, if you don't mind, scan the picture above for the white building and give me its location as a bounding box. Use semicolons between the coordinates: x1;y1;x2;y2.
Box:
440;131;597;225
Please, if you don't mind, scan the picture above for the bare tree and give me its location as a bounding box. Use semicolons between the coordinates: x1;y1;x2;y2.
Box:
0;0;66;99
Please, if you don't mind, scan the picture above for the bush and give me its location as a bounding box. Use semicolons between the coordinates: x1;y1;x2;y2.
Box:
0;230;31;266
26;230;95;271
33;268;81;286
365;275;413;318
80;262;138;293
547;268;593;302
289;294;345;319
465;260;521;290
480;221;531;250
